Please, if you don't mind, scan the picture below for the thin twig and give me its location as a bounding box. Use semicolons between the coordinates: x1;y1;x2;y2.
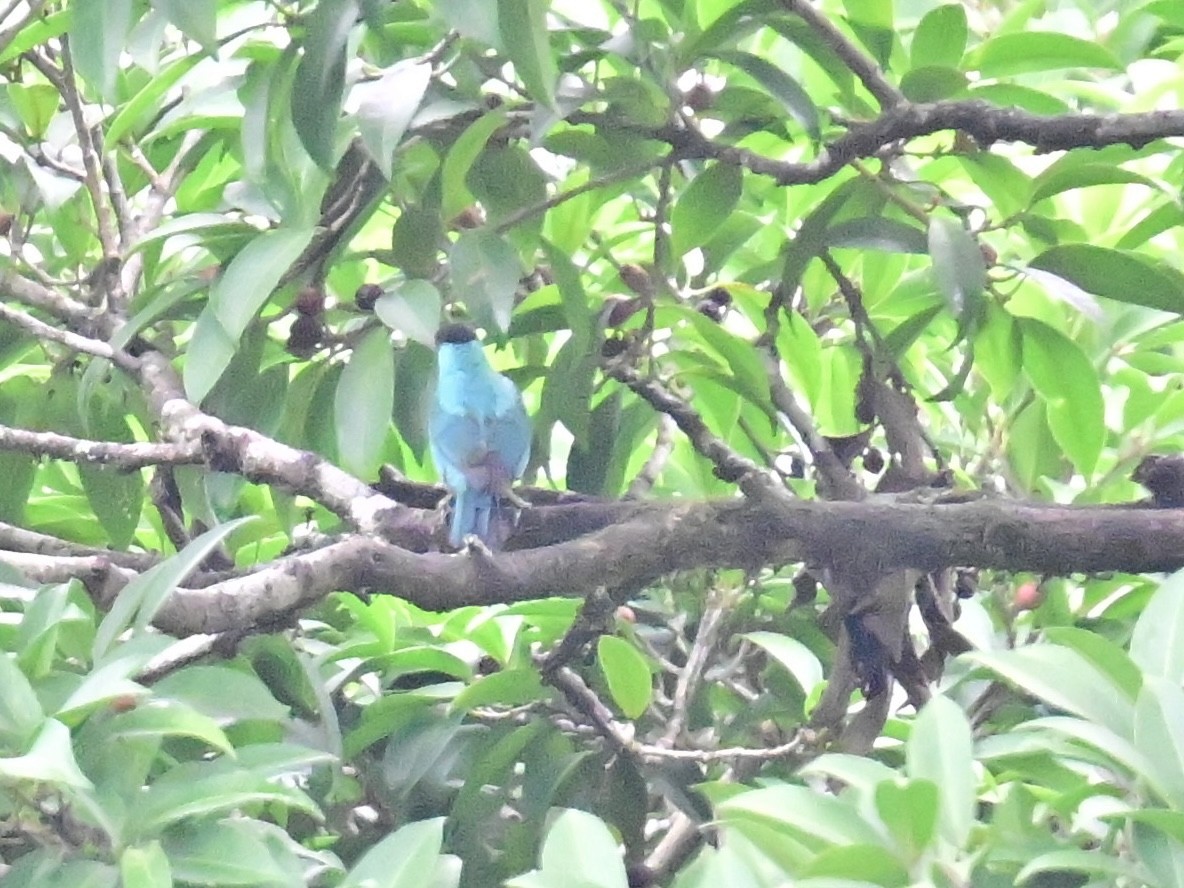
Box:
626;414;675;498
0;302;139;369
604;359;785;501
778;0;904;109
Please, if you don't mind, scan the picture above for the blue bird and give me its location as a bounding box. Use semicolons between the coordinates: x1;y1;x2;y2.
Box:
430;322;531;550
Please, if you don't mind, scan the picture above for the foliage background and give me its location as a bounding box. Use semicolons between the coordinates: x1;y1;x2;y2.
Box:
2;0;1184;885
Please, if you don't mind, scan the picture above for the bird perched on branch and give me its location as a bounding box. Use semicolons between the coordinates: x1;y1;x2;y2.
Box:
1133;454;1184;508
430;322;531;550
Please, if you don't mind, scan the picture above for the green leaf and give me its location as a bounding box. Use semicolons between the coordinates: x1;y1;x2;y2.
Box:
1131;571;1184;684
93;517;256;661
375;280;443;347
507;809;629;888
441;109;509;221
132;765;318;835
0;10;69;66
105;53;205;147
828;217;927;254
108;701;234;755
1019;319;1103;476
69;0;136;99
292;0;358;167
670;163;744;257
905;696;974;847
393;341;436;461
1029;244;1184;314
164;820;303;886
0;653;46;746
875;778;939;859
0;719;92;789
965;645;1134;737
710;51;820;139
597;636;652;719
119;842;172;888
341;818;450;888
1006;400;1062;492
355;60;432;179
451;669;548;712
469;146;549;227
185;228;315;402
450;229;523;333
928;214;986;321
79;392;143;549
1017;849;1146;886
1030;162;1158;205
497;0;558;110
152;665;291;723
743;631;823;696
335;326;395;479
1042;627;1142;700
899;66;967;102
8;83;60;139
151;0;217;52
1135;677;1184;809
391;206;445;278
718;784;886;847
911;4;967;69
972;32;1122;77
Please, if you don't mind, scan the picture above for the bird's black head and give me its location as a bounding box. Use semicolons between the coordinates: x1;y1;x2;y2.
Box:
435;322;478;346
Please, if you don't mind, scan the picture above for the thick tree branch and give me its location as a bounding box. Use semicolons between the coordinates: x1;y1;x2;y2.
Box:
58;497;1184;637
672;102;1184;185
136;353;424;544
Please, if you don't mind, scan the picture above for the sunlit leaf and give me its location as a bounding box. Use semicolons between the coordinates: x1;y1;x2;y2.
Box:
335;326;395;479
597;636;652;719
292;0;359;167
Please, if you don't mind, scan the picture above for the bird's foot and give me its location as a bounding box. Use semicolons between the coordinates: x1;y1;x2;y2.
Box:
504;488;531;509
462;535;496;560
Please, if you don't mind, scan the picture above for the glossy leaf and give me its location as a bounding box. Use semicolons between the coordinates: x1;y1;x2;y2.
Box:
498;0;558;110
1029;244;1184;314
450;229;523;333
93;518;256;661
340;818;451;888
710;50;820;138
905;696;974;847
0;719;91;789
966;646;1134;737
507;808;629;888
1131;570;1184;684
911;4;967;69
744;631;823;696
376;280;443;347
68;0;135;99
671;163;744;256
185;228;314;402
151;0;217;51
441;109;509;221
928;214;986;321
355;61;432;179
335;326;395;479
1019;319;1103;476
972;32;1122;77
597;635;652;719
292;0;359;167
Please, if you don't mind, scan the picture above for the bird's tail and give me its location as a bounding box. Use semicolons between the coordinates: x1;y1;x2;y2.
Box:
450;489;518;550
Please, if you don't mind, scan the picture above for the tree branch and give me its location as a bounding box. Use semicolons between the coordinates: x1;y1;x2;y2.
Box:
0;423;201;469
